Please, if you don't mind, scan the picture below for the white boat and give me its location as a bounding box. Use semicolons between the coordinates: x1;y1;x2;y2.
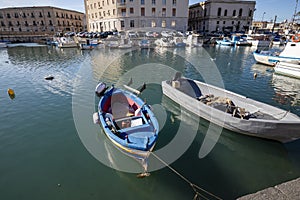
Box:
162;72;300;143
118;37;132;49
253;42;300;66
172;37;186;47
274;62;300;79
216;38;234;46
154;37;174;47
107;40;119;48
0;42;8;48
57;37;78;48
246;34;271;47
183;34;203;47
231;35;252;46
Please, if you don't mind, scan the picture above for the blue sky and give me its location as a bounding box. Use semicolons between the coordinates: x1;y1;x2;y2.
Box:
0;0;298;22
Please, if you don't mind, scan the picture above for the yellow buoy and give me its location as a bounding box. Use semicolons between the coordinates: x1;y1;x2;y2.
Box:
8;88;15;100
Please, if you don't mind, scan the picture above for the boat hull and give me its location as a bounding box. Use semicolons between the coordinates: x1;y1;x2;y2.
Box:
274;62;300;79
96;87;159;157
162;79;300;143
253;52;300;66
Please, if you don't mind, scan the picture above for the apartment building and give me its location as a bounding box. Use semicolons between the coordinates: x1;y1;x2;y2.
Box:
84;0;189;32
0;6;84;35
188;0;256;33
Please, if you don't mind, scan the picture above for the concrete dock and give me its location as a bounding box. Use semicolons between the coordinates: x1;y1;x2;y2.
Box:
237;177;300;200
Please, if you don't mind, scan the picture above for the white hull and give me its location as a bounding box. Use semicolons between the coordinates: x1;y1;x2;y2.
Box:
274;62;300;79
162;78;300;143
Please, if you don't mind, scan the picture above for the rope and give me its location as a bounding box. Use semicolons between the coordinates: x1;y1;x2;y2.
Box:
151;152;222;200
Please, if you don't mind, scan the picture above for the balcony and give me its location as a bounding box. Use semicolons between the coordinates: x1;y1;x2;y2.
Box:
117;2;126;8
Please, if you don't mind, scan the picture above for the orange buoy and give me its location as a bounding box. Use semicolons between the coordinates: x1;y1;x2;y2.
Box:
8;88;15;99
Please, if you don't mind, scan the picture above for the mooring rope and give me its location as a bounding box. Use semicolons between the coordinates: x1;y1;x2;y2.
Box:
151;152;222;200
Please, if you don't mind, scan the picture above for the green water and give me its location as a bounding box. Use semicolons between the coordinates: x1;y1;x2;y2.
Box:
0;45;300;199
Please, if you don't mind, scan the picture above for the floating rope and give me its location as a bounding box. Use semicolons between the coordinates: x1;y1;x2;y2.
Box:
151;152;222;200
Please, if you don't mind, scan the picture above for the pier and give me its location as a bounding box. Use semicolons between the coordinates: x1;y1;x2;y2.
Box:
238;177;300;200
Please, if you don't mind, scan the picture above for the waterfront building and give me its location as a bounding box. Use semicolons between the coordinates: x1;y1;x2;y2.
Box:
84;0;189;32
188;0;256;34
0;6;84;36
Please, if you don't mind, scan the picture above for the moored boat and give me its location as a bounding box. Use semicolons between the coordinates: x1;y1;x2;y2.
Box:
162;72;300;143
253;42;300;66
274;62;300;79
93;82;159;157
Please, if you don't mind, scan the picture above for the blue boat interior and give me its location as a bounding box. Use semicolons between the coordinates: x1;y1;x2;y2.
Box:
99;88;158;151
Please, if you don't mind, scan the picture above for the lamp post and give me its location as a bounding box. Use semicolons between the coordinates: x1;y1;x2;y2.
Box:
262;12;266;21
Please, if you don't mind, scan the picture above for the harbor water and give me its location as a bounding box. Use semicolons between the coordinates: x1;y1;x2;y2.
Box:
0;44;300;199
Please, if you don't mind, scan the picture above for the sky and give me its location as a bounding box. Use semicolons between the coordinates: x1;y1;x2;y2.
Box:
0;0;298;22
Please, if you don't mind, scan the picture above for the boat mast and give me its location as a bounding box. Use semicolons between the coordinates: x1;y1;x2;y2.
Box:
292;0;299;29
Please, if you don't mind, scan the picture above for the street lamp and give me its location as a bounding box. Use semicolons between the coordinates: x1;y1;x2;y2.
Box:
262;12;266;21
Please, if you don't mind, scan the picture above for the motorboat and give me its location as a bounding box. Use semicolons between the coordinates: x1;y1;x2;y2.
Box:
216;38;234;46
253;42;300;66
139;39;151;48
274;62;300;79
162;72;300;143
93;82;159;157
245;34;271;47
231;35;252;46
154;37;174;47
57;37;78;48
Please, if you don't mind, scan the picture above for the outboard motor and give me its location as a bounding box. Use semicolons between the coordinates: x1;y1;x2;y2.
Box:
95;82;108;97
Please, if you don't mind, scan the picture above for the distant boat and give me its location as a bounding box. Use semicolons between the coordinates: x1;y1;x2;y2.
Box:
162;72;300;143
274;62;300;79
253;42;300;66
216;37;234;46
57;37;78;48
93;82;159;157
0;42;8;48
231;35;252;46
139;39;151;48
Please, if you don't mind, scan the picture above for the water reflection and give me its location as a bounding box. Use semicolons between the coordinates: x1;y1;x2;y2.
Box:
272;74;300;106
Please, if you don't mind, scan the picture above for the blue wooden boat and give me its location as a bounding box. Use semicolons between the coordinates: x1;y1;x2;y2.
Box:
93;83;159;158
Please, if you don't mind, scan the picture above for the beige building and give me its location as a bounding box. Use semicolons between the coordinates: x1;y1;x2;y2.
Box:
0;6;84;35
188;0;256;33
84;0;189;32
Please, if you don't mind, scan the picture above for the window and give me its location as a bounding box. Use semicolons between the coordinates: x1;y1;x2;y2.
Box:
162;8;166;17
151;20;156;27
141;20;145;27
141;8;145;16
217;8;221;16
141;0;144;5
130;8;134;14
232;21;234;24
41;20;44;25
172;0;176;6
31;12;35;18
224;9;227;16
152;8;155;16
8;21;13;26
239;9;243;16
121;20;125;28
152;0;155;5
113;9;116;15
130;20;134;27
47;12;51;17
121;9;126;16
39;12;43;17
23;13;26;18
7;13;11;18
15;13;19;18
249;10;252;17
171;20;176;27
216;21;219;24
161;20;166;28
1;21;5;26
172;8;176;17
0;13;3;18
223;21;225;24
233;10;236;16
162;0;166;5
121;0;126;4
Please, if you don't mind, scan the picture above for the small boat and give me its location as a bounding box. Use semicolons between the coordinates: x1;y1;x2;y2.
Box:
93;82;159;157
253;42;300;66
57;37;78;48
162;72;300;143
274;62;300;79
154;37;174;47
79;39;99;50
216;37;234;46
139;39;151;48
232;35;252;46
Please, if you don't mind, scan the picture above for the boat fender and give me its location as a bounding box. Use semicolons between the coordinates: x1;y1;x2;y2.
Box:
93;112;100;124
95;82;108;97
